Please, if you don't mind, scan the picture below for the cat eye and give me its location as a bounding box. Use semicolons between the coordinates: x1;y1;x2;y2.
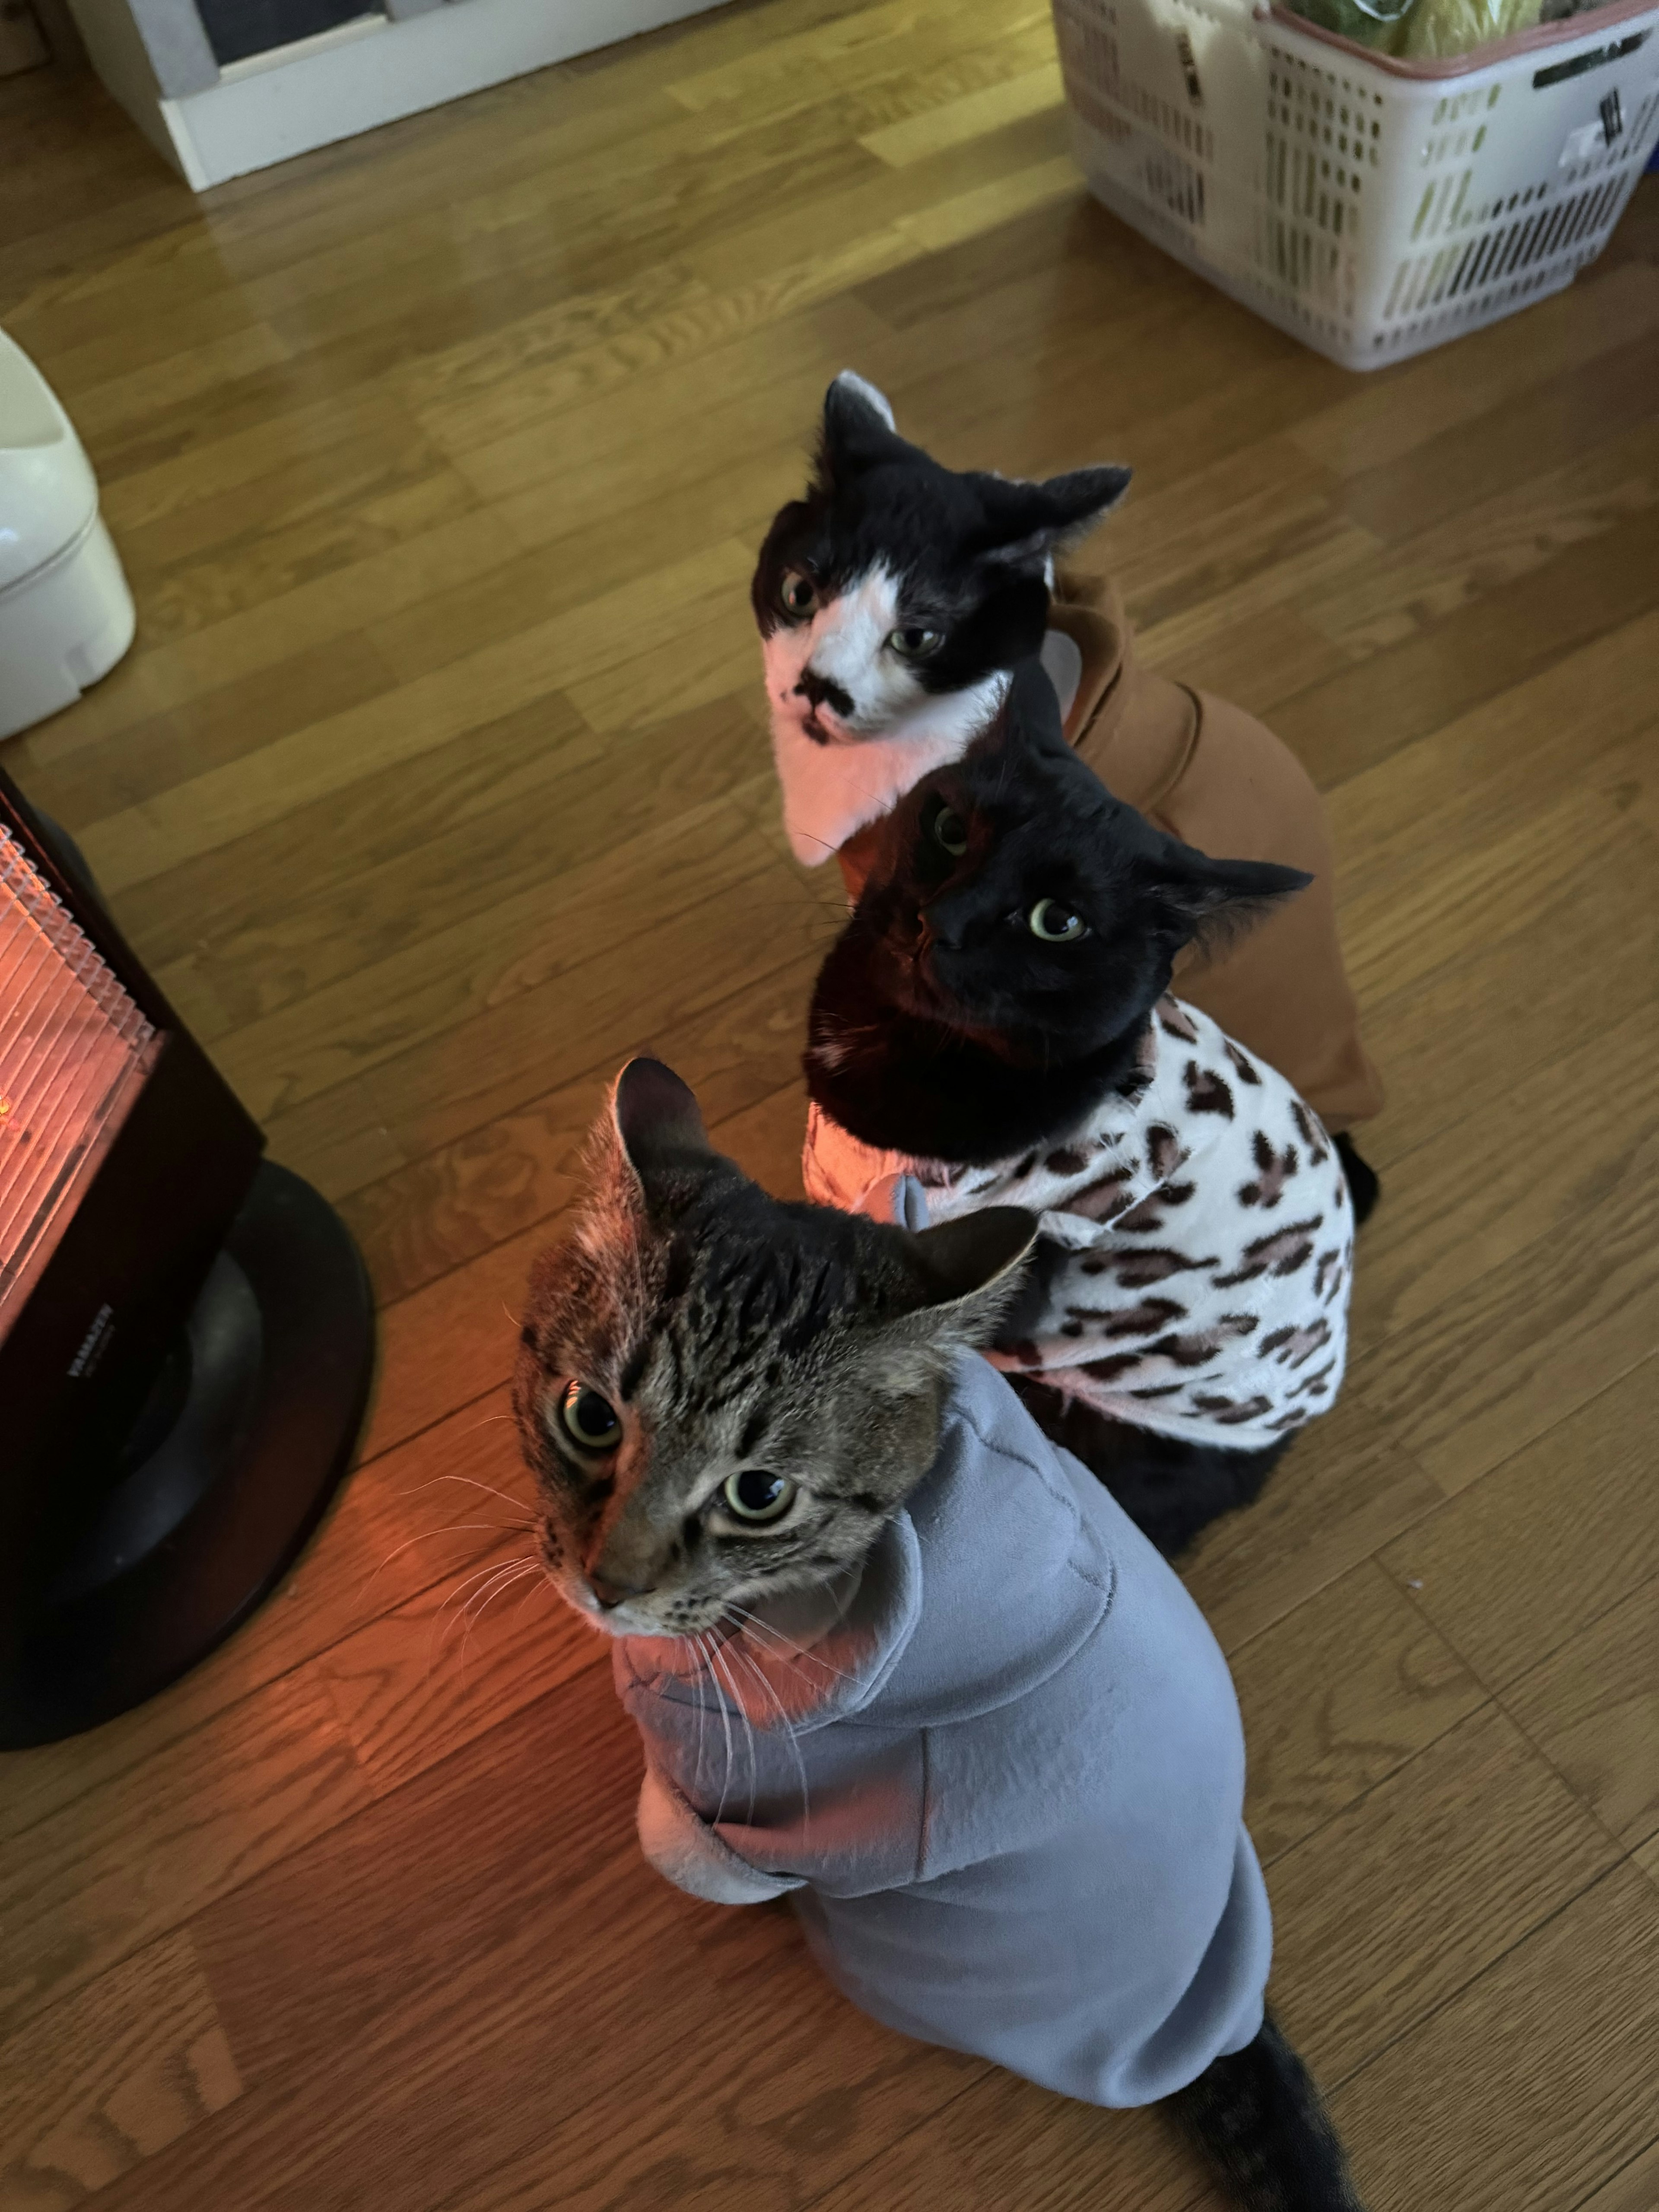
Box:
721;1470;797;1525
779;570;817;617
888;626;943;660
561;1382;622;1450
932;806;969;857
1028;899;1090;943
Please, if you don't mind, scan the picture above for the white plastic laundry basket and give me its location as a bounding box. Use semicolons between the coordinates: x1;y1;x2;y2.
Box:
1053;0;1659;366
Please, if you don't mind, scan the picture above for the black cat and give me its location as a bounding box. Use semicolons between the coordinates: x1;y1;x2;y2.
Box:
803;660;1356;1558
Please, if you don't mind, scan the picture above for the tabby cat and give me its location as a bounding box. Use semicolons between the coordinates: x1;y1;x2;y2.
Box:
512;1056;1368;2212
802;658;1354;1558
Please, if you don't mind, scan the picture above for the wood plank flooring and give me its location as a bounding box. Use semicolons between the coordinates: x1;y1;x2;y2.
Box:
3;8;1658;2208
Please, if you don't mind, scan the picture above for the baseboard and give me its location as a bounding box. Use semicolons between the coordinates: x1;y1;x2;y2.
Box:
138;0;723;187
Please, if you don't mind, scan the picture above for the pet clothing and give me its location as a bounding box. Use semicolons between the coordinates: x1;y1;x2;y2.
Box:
804;995;1354;1449
616;1351;1273;2107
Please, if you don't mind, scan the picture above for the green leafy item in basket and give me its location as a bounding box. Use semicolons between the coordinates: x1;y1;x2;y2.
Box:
1287;0;1546;55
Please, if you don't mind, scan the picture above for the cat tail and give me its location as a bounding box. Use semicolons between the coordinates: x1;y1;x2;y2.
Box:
1167;2011;1368;2212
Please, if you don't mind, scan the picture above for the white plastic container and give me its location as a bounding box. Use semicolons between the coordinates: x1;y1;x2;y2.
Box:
0;330;135;741
1053;0;1659;366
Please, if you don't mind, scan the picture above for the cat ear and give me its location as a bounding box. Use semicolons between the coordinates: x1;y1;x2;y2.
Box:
861;1208;1038;1383
610;1057;718;1185
829;370;896;432
906;1206;1039;1325
970;465;1133;569
1142;850;1313;953
818;371;903;481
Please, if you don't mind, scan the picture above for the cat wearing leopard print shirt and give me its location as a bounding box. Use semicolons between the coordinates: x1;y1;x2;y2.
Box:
804;659;1354;1554
807;991;1351;1450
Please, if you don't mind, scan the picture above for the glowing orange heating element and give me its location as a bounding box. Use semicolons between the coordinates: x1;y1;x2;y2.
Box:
0;827;159;1341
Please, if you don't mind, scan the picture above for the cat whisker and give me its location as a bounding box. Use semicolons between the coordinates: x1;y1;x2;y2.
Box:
709;1637;759;1828
704;1631;737;1825
728;1637;811;1833
510;1563;555;1624
457;1560;541;1676
680;1633;709;1793
425;1554;533;1678
448;1557;539;1672
685;1633;709;1791
401;1471;534;1516
727;1604;854;1682
434;1553;528;1622
358;1520;520;1607
433;1560;524;1656
724;1604;798;1657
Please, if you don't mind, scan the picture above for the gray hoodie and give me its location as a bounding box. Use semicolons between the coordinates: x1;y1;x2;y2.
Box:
613;1352;1272;2107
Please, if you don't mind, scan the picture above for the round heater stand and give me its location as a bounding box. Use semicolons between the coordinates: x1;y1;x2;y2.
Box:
0;1161;375;1749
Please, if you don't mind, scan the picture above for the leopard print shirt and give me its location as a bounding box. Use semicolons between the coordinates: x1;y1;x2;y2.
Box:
804;996;1354;1451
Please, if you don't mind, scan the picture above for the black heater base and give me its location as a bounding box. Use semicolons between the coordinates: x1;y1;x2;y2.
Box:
0;1162;375;1751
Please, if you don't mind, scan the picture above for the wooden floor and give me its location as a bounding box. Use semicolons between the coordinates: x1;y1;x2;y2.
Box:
3;6;1658;2208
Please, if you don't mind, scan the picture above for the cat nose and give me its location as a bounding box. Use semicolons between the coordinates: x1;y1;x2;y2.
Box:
589;1570;652;1610
795;667;854;719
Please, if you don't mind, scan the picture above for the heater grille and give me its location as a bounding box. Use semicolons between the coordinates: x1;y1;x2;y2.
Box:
0;826;160;1341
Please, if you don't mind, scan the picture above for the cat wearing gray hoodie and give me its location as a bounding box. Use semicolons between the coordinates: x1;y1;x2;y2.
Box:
512;1056;1369;2211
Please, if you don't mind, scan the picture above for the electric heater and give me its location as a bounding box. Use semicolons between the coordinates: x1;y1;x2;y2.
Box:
0;765;374;1748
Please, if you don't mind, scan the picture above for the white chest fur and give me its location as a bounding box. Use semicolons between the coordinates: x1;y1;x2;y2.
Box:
762;566;1009;863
